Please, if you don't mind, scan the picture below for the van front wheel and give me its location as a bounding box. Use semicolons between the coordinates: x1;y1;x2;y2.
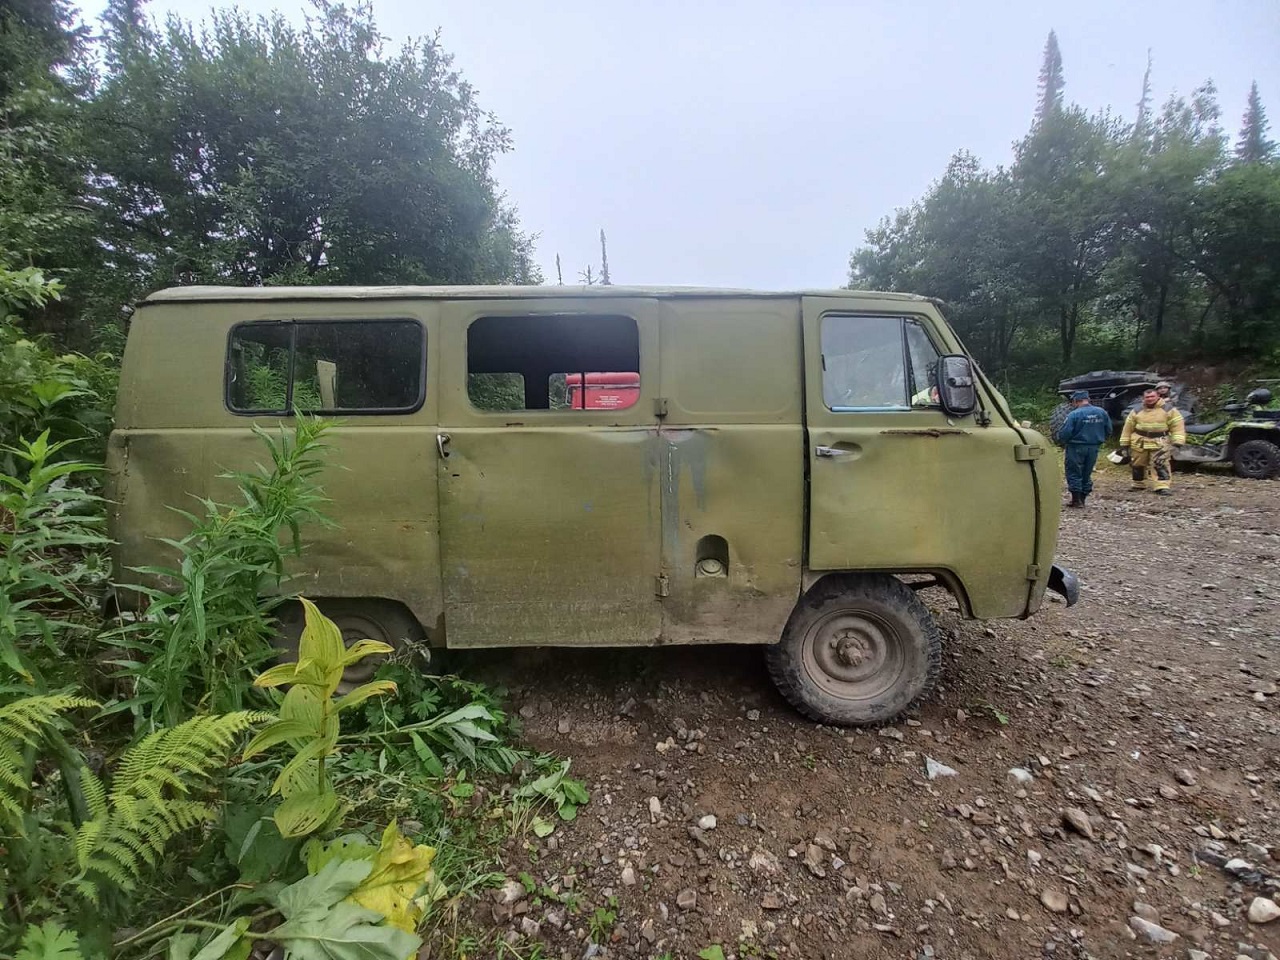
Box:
767;575;940;727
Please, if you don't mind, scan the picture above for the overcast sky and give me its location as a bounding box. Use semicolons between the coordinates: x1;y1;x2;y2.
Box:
82;0;1279;289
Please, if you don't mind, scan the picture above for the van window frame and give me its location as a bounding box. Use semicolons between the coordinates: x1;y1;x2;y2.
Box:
223;316;427;417
819;312;947;414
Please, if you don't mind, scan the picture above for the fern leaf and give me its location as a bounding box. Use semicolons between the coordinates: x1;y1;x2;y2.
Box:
110;711;260;808
78;766;107;821
108;818;159;865
71;712;258;904
72;819;103;868
0;694;97;740
0;694;96;826
0;742;27;788
95;837;144;883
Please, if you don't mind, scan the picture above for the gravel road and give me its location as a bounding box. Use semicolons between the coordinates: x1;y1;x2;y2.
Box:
457;464;1279;960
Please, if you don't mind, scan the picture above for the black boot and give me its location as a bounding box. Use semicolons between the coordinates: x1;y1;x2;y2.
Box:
1068;491;1083;508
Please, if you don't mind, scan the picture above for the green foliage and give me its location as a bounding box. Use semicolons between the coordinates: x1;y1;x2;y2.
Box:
244;598;397;838
302;821;445;934
1;699;262;942
588;905;616;944
3;0;539;351
108;419;331;729
70;710;265;903
15;921;83;960
268;858;419;960
221;802;303;884
513;759;590;822
0;268;115;465
1003;385;1063;426
1236;81;1275;164
850;34;1280;385
0;432;107;684
468;372;527;412
351;663;526;777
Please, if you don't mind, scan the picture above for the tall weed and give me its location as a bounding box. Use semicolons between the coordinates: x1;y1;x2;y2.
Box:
108;419;331;729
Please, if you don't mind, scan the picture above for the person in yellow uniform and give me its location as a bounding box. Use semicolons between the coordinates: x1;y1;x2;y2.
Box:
1119;388;1186;495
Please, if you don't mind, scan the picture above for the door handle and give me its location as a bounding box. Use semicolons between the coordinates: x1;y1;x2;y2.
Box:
436;433;450;459
814;445;854;459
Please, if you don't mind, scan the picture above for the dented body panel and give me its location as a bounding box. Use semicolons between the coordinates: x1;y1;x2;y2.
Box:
107;285;1063;649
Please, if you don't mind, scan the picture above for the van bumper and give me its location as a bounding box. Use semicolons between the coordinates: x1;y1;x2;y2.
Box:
1047;564;1080;607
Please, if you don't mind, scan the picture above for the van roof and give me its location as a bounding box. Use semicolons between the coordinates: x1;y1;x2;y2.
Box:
142;284;929;305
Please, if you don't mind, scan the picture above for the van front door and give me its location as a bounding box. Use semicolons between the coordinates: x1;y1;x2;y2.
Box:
802;297;1038;619
437;298;663;647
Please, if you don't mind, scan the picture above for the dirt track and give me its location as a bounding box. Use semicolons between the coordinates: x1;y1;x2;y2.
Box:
458;463;1280;960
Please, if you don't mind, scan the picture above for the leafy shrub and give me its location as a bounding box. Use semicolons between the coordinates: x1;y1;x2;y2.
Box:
1;267;116;471
0;432;108;685
1003;384;1063;426
351;663;524;776
0;691;262;939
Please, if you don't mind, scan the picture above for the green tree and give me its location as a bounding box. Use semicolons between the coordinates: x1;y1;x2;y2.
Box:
850;31;1280;379
84;0;538;317
1108;83;1226;346
1235;81;1275;165
1196;162;1280;347
1011;104;1120;363
0;0;99;346
0;0;84;100
1033;30;1064;126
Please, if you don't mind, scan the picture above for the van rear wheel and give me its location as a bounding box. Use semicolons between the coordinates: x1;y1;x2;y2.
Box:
766;574;941;727
272;598;427;688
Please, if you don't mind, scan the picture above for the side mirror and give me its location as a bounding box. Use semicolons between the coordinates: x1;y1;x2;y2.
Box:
937;354;978;417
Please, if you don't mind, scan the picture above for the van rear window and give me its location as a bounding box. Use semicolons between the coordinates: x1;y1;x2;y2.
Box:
226;319;424;415
466;314;640;412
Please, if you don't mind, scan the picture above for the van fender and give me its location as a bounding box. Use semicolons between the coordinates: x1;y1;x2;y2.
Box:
800;568;974;619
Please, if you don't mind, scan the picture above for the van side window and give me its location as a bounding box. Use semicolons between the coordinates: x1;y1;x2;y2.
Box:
227;319;424;414
467;315;640;412
821;315;939;412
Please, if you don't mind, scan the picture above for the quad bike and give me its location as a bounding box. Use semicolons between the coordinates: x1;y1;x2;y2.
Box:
1171;387;1280;480
1049;369;1196;442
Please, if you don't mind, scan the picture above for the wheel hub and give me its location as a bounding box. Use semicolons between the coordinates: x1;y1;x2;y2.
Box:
804;612;902;697
830;629;872;668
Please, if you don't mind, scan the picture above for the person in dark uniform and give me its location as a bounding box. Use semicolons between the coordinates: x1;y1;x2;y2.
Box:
1055;390;1111;508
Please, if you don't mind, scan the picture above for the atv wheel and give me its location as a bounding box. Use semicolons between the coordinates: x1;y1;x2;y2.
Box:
1233;439;1280;480
766;574;941;727
1048;402;1072;446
